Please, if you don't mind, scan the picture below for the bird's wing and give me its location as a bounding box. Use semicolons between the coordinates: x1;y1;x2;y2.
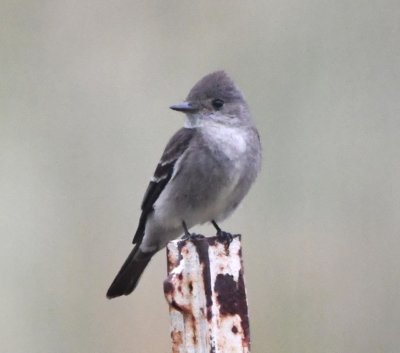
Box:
132;127;196;244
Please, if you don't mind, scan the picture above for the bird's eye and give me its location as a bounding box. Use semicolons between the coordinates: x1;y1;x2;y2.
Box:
211;98;224;110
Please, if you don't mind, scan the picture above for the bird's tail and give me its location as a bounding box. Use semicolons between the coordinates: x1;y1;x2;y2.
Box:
106;244;155;299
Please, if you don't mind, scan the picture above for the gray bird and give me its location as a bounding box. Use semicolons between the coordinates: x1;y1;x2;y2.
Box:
107;71;261;298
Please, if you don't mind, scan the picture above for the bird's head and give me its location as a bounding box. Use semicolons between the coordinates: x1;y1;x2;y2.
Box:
170;71;250;128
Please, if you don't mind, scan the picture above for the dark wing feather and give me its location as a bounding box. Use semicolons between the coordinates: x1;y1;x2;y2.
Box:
132;127;195;244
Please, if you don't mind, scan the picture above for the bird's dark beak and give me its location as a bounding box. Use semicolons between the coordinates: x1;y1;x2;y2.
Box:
169;101;199;113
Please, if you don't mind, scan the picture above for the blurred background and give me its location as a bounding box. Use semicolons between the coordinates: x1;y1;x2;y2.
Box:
1;1;399;352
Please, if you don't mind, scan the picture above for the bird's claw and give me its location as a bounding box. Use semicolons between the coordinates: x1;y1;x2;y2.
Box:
181;233;205;241
216;230;234;245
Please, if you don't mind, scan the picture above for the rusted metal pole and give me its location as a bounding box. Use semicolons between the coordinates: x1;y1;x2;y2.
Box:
164;234;251;353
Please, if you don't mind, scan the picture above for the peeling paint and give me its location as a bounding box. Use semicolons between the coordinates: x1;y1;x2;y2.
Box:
164;235;251;352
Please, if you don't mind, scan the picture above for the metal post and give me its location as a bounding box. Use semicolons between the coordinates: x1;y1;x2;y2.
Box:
164;235;251;353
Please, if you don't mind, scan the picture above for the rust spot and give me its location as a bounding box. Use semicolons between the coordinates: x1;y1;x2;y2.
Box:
188;281;193;293
214;271;250;347
192;238;213;321
232;325;238;334
170;299;181;311
208;237;217;247
178;273;183;281
190;314;197;345
171;330;183;353
177;240;185;261
210;343;216;353
224;242;230;255
178;285;182;293
163;279;174;295
214;274;238;316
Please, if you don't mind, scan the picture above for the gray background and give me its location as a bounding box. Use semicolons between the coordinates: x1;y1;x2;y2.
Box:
1;1;399;352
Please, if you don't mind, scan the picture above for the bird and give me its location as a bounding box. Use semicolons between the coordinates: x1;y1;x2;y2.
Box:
106;70;261;299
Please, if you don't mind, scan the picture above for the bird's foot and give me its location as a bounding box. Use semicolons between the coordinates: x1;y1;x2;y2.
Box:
181;232;205;241
181;220;205;241
211;220;234;246
216;230;234;245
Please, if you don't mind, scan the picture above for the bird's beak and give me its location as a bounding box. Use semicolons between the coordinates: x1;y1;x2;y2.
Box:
169;101;199;113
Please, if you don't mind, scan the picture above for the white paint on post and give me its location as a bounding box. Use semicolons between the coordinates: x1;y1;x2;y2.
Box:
164;235;250;353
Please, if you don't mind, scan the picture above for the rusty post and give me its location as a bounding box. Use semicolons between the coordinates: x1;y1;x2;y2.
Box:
164;234;251;353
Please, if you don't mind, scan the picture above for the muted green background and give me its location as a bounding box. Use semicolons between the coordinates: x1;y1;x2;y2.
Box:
1;1;399;352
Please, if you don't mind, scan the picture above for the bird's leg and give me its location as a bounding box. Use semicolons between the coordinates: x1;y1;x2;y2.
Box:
181;220;205;240
211;220;234;244
182;220;191;238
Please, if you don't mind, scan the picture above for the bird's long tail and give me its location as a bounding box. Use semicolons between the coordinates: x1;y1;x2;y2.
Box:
106;244;155;299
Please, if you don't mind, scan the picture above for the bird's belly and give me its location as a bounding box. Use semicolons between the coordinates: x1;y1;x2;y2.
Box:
153;159;241;226
152;125;254;230
181;159;246;224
